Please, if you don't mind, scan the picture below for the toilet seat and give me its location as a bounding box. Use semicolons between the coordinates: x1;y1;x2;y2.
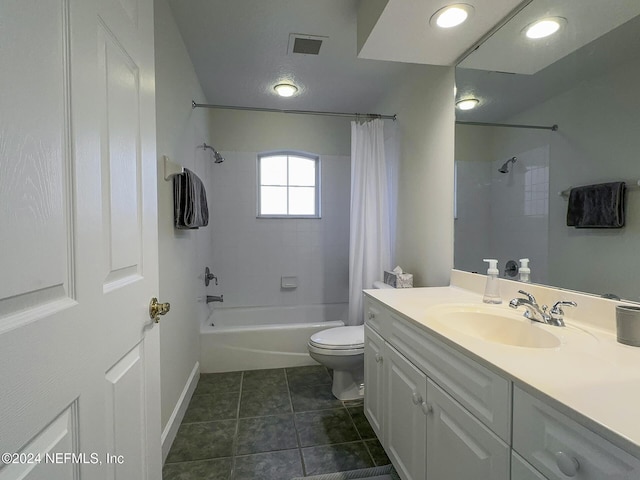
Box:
307;343;363;357
309;326;364;350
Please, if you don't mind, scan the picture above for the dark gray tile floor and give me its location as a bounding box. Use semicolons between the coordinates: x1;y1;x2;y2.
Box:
163;365;390;480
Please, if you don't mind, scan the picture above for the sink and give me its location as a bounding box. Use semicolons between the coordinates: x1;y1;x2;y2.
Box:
428;304;561;348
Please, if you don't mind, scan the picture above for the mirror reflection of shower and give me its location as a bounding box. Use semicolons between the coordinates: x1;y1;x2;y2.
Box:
498;156;517;173
202;142;225;163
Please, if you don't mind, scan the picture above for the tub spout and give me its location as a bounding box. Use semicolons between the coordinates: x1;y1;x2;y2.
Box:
206;295;223;303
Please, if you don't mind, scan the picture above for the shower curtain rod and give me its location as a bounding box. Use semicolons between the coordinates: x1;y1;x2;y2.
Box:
456;120;558;131
192;101;397;121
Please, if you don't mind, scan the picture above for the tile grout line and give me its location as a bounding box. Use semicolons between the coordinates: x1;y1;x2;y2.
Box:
229;371;244;480
285;368;308;477
344;401;377;467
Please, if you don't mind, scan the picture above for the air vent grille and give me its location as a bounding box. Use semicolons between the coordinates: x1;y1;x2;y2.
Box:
288;34;327;56
293;38;322;55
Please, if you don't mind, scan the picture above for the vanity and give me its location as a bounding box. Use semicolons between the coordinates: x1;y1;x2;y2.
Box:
363;271;640;480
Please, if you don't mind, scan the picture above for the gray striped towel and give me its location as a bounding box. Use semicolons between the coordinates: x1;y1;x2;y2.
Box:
174;168;209;229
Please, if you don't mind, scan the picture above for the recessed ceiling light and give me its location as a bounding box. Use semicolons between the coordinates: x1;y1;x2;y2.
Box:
274;83;298;97
456;98;479;110
430;4;474;29
524;17;566;39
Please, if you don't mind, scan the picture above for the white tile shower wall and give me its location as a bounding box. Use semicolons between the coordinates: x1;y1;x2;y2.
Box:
490;145;549;283
208;151;350;309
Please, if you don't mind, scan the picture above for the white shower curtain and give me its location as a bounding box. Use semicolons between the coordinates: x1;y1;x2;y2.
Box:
348;119;392;326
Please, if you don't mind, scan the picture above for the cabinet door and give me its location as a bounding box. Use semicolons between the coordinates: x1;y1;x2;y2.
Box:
426;379;509;480
385;344;427;480
512;452;549;480
364;324;385;441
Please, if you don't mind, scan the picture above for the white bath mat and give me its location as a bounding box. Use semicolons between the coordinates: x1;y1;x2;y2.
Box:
290;465;399;480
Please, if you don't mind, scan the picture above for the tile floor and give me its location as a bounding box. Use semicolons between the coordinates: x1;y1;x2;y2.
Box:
163;365;390;480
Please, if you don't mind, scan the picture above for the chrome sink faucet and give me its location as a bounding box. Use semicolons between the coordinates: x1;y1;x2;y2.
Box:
509;290;576;327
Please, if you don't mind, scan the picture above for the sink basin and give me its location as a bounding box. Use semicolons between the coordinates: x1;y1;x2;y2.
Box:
428;304;561;348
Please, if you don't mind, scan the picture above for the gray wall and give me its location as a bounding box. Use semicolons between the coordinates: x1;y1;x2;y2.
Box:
155;0;212;432
373;65;456;287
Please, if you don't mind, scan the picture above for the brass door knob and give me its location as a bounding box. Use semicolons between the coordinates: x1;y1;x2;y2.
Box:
149;297;171;323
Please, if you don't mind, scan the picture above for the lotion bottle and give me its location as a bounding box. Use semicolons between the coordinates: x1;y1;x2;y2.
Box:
482;259;502;304
518;258;531;283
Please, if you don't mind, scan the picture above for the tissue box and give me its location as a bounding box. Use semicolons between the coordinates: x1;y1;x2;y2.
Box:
384;270;413;288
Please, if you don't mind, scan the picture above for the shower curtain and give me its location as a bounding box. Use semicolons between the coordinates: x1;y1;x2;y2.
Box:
348;119;392;326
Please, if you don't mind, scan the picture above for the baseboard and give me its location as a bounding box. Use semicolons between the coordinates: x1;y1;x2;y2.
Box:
161;361;200;464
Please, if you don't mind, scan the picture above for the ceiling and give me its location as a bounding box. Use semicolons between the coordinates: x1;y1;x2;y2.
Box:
456;2;640;123
166;0;640;122
459;0;640;75
166;0;523;113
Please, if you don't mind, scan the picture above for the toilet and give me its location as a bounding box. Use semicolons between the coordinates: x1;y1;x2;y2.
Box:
307;281;393;400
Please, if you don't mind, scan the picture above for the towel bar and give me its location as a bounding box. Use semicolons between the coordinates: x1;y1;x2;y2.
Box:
559;180;640;199
163;155;183;181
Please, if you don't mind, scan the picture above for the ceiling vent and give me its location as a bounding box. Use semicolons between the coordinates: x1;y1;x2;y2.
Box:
288;33;327;56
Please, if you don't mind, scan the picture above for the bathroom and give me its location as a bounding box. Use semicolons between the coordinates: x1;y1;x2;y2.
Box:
157;0;637;476
3;0;640;479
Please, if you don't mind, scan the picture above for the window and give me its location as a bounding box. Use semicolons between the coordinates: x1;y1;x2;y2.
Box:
257;152;320;218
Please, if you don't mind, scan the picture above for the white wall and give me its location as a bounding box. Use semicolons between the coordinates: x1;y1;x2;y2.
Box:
206;110;351;310
372;65;456;287
154;0;212;431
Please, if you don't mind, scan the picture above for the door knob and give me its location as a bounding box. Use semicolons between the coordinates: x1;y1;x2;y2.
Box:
149;297;171;323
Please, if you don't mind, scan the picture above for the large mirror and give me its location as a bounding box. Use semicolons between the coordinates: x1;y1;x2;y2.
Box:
454;0;640;302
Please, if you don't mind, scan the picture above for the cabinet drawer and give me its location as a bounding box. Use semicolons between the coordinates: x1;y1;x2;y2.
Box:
387;312;511;442
512;452;548;480
513;387;640;480
364;297;390;336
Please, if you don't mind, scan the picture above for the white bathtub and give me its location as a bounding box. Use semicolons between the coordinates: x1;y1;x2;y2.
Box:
200;303;347;373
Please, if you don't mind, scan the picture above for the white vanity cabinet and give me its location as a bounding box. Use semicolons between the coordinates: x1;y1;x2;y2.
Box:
364;298;510;480
364;295;640;480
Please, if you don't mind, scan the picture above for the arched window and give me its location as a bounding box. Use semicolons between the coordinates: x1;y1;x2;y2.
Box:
257;152;320;218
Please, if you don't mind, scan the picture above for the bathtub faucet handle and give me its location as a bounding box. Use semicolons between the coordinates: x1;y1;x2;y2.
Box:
206;295;223;303
205;267;218;286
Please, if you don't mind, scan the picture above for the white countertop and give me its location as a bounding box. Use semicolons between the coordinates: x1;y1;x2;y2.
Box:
364;279;640;459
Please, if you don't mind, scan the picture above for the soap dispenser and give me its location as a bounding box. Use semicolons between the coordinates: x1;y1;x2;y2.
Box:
482;259;502;304
518;258;531;283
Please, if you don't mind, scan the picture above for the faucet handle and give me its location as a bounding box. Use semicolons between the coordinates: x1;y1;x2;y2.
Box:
205;267;218;286
518;290;537;304
550;301;577;316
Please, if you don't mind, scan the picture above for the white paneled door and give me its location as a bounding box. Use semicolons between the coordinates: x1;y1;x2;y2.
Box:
0;0;161;478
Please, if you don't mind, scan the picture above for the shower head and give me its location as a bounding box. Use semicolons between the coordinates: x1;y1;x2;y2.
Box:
498;156;517;173
202;143;225;164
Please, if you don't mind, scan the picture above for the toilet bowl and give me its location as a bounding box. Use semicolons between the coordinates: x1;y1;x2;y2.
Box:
308;325;364;400
307;280;393;400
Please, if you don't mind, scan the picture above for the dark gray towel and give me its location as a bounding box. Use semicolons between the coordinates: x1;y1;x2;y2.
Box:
174;168;209;229
566;181;626;228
